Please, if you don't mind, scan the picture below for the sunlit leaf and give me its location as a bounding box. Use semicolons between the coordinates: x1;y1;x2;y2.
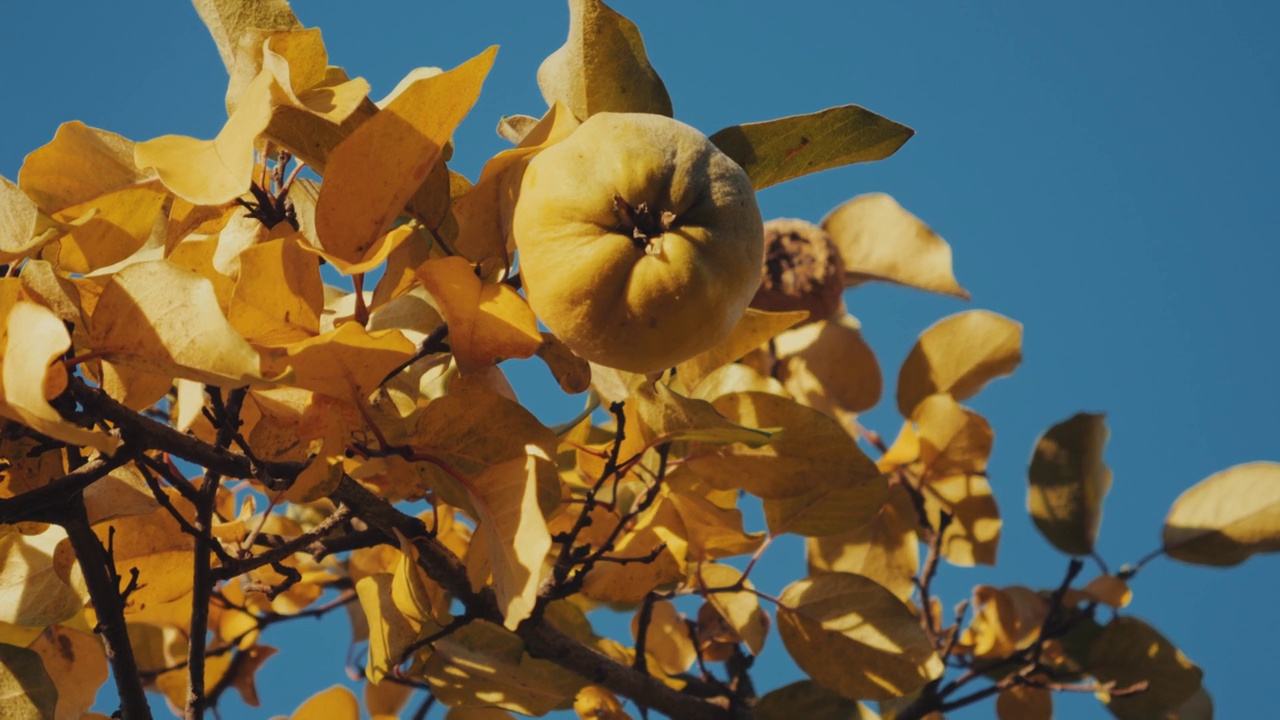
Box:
697;563;768;655
896;310;1022;417
772;313;882;417
0;643;57;720
808;485;919;600
1;302;121;454
191;0;302;75
18;121;152;215
687;392;885;506
228;237;324;345
676;308;808;393
316;47;496;266
467;447;554;629
0;526;83;628
1088;616;1202;720
134;71;274;206
632;380;771;447
263;321;415;402
777;572;943;700
88;260;270;387
822;193;968;298
1028;413;1112;556
914;394;993;479
417;256;542;374
579;499;684;605
756;681;880;720
710;106;913;191
573;685;632;720
926;473;1001;567
667;486;764;562
48;181;167;274
87;497;196;610
537;0;673;120
282;684;360;720
963;586;1047;660
630;599;695;676
355;573;426;683
1163;461;1280;566
0;176;61;264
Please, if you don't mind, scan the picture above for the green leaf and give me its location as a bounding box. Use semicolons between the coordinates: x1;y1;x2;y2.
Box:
1087;616;1202;720
1027;413;1112;556
777;572;943;700
756;680;880;720
537;0;673;120
0;642;58;720
709;106;913;191
1163;461;1280;566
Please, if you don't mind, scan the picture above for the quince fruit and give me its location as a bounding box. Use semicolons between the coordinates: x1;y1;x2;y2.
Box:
512;112;764;374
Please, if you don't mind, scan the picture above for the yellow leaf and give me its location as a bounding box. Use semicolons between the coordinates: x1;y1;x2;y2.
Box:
466;446;554;629
926;473;1001;566
687;392;885;505
0;526;83;628
689;362;786;403
0;643;57;720
18;121;152;215
88;260;270;387
315;47;496;265
191;0;302;75
1079;574;1132;609
261;30;370;125
263;321;415;402
965;586;1047;660
772;313;882;416
537;0;673;120
536;333;592;395
49;181;168;274
630;599;695;676
452;102;580;265
355;573;427;683
995;684;1051;720
284;684;360;720
822;193;968;298
709;106;913;191
417;256;542;373
776;572;943;700
579;499;683;605
391;530;447;630
0;176;60;263
913;394;993;480
808;485;919;601
676;308;808;393
135;70;274;206
667;486;764;561
698;564;769;655
1027;413;1112;556
228;237;324;345
408;620;586;716
88;498;196;610
365;678;414;719
896;309;1022;417
755;681;880;720
573;685;632;720
1162;461;1280;566
98;360;172;413
1088;616;1202;720
632;380;772;447
156;652;234;716
1;302;121;453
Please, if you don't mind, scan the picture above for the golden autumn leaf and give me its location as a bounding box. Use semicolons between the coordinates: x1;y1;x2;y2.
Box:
666;485;764;561
18;121;152;215
963;585;1047;660
409;620;586;716
537;0;673;120
260;30;370;126
573;685;633;720
755;681;880;720
355;573;427;683
776;572;943;700
156;652;234;715
579;498;684;605
926;472;1001;567
466;446;554;629
263;321;416;402
630;599;695;676
687;392;885;507
85;498;197;610
417;256;542;374
48;181;168;274
0;526;84;629
913;394;993;479
315;47;496;265
0;643;57;720
675;308;808;393
1088;616;1203;720
631;380;772;447
279;684;360;720
134;70;274;206
88;260;271;387
391;530;447;630
228;237;324;345
1;302;121;454
1162;461;1280;566
698;563;769;655
821;193;968;298
1027;412;1112;556
770;313;883;417
191;0;302;76
709;106;913;191
0;176;61;263
808;485;919;601
365;678;414;719
896;309;1022;417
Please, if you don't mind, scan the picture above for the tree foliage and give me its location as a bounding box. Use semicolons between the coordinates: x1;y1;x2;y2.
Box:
0;1;1272;719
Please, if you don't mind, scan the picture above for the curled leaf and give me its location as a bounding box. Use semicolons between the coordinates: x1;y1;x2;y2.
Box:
1163;461;1280;566
896;309;1022;417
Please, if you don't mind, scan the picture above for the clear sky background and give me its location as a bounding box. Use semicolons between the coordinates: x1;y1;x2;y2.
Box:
3;1;1279;718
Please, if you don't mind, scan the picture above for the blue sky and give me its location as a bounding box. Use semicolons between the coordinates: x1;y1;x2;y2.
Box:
3;1;1278;718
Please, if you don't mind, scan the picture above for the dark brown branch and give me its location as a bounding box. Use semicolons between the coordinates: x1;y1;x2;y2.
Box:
213;504;351;580
0;451;133;525
62;497;154;720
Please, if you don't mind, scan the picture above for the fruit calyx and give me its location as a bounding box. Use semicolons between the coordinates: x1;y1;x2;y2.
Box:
614;194;677;256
